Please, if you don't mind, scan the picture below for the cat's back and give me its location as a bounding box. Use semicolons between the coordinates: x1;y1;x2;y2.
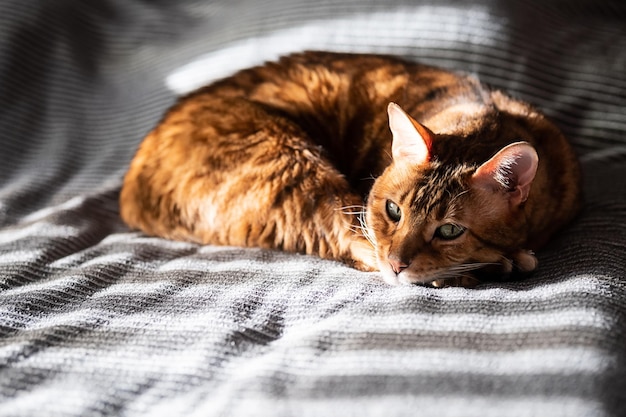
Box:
191;52;474;183
143;51;581;190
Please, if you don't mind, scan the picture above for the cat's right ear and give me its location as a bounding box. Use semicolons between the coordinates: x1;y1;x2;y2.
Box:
388;102;433;165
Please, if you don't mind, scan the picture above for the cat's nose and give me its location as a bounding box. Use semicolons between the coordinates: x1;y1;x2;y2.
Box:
388;256;409;275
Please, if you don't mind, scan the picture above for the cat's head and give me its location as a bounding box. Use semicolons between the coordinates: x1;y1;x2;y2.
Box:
365;103;538;286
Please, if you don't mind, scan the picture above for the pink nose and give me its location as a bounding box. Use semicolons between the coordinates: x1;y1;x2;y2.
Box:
389;257;409;274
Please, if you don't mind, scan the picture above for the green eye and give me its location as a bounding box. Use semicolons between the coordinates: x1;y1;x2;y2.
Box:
435;223;465;240
386;200;401;222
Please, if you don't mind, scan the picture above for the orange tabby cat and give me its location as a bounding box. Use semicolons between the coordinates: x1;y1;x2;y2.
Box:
120;52;582;287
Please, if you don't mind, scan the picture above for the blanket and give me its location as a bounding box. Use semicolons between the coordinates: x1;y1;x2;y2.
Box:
1;1;625;416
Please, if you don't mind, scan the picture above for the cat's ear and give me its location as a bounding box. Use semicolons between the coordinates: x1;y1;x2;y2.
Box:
471;142;539;207
387;102;433;165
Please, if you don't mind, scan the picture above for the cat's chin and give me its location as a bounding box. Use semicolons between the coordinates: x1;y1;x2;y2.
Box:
379;265;433;286
379;263;479;288
380;271;414;286
381;271;478;288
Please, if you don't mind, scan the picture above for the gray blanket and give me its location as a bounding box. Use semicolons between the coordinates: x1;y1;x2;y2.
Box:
1;1;625;416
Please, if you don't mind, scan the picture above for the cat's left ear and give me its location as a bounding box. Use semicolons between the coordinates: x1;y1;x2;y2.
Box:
472;142;539;207
388;102;433;165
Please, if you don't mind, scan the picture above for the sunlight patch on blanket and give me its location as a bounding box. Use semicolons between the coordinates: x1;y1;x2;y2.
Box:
229;395;602;417
165;5;503;94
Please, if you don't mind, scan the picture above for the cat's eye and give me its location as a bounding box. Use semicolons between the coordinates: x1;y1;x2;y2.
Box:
385;200;401;222
435;223;465;240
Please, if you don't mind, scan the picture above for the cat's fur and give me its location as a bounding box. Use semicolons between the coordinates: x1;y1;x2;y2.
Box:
120;52;582;287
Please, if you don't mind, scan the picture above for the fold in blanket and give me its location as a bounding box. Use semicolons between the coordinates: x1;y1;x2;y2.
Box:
1;1;625;416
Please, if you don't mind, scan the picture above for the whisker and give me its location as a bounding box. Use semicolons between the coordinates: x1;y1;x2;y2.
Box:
449;189;470;205
340;205;377;250
358;211;377;249
425;262;500;286
336;205;367;216
337;205;366;211
448;262;499;272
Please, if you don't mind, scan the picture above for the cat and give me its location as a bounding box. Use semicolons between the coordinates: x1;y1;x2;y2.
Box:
120;51;582;287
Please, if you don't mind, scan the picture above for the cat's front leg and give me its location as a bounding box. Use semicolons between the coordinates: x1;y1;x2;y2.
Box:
348;238;378;272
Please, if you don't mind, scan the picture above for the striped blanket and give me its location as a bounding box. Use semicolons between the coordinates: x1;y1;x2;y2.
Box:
1;1;625;416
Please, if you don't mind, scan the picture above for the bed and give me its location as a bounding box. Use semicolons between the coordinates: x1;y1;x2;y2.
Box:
1;0;625;416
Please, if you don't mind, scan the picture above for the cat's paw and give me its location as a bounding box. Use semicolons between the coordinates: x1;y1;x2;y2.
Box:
430;275;480;288
351;260;378;272
511;249;538;272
